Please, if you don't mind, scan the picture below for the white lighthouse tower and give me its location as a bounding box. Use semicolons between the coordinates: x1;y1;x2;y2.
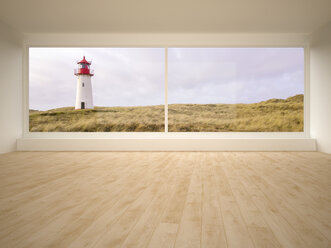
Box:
74;56;94;109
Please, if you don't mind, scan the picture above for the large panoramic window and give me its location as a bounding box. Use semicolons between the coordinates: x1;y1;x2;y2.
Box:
29;47;304;133
29;48;165;132
168;48;304;132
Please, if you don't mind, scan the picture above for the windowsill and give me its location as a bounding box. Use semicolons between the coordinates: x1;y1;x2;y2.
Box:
17;136;316;151
24;131;309;138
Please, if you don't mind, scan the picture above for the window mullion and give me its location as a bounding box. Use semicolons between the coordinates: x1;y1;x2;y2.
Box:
165;47;168;133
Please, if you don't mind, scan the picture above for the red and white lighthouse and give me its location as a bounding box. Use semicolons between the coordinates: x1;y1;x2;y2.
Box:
74;56;94;109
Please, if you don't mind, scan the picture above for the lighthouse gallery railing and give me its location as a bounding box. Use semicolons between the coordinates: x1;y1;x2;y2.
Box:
74;69;94;75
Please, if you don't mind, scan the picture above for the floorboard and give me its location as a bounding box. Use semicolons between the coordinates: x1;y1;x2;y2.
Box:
0;151;330;248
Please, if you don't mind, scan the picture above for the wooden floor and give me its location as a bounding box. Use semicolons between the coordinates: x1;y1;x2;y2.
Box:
0;152;330;248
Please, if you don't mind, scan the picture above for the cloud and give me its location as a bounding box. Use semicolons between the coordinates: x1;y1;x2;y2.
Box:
29;47;304;110
30;48;165;110
168;48;304;104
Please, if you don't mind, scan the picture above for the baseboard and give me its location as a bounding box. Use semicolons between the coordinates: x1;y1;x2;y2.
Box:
17;138;316;151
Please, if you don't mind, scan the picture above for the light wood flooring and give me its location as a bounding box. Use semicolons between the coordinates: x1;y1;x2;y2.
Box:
0;152;330;248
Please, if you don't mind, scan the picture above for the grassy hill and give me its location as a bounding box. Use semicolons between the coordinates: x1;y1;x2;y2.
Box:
29;94;303;132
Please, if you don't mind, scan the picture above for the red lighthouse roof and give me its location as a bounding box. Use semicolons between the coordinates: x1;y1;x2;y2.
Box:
74;56;94;76
77;56;91;65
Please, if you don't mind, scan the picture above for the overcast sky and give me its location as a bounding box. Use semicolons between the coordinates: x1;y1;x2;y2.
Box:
29;47;304;110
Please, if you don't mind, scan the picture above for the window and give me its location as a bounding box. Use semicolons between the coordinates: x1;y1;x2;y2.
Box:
29;47;304;133
168;48;304;132
29;48;165;132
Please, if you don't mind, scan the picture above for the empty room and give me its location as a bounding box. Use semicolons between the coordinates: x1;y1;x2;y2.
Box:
0;0;331;247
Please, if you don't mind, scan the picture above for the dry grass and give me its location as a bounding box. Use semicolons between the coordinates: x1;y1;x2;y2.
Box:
169;94;304;132
29;94;303;132
29;105;165;132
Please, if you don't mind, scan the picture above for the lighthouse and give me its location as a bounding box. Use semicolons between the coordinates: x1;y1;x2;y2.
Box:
74;56;94;109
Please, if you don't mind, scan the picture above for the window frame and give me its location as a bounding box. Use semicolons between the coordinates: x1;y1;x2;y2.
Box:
23;45;310;139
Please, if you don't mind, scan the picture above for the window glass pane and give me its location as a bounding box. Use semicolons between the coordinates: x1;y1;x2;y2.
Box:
29;48;165;132
168;48;304;132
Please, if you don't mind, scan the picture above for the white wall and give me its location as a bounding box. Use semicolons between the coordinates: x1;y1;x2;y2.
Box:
0;26;325;152
0;21;23;153
24;32;310;47
310;22;331;154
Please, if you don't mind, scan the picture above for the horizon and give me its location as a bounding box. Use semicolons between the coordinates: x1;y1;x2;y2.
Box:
29;93;303;111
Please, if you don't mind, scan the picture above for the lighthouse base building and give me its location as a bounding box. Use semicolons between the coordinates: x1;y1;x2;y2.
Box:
75;74;93;109
74;56;94;110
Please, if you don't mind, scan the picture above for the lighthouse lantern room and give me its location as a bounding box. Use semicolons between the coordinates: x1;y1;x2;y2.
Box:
74;56;94;110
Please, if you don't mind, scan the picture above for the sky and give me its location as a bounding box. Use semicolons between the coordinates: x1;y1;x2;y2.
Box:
29;47;304;110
